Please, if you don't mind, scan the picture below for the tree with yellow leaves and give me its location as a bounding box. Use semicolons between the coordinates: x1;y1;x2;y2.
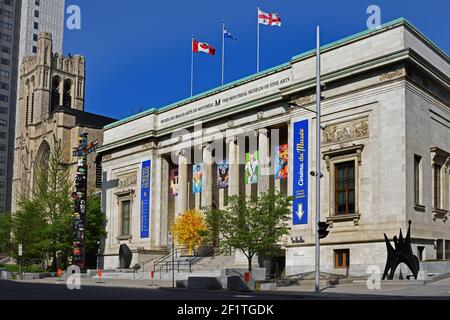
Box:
171;209;207;256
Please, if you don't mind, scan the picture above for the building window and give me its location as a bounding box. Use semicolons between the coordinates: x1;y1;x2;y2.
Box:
0;119;6;126
0;69;9;78
417;246;425;262
34;10;39;18
0;94;8;102
0;107;7;114
63;79;72;107
0;170;5;176
0;144;6;152
50;76;61;112
32;46;37;54
323;144;363;226
0;194;3;201
437;239;444;260
0;21;12;31
433;164;442;209
1;46;10;54
0;33;11;42
33;34;38;41
0;58;10;66
335;161;355;215
334;249;350;269
33;22;39;30
446;241;450;260
430;147;450;219
120;199;131;237
95;159;102;189
0;181;4;188
414;155;422;206
35;0;40;5
0;156;4;163
0;8;13;18
0;82;8;90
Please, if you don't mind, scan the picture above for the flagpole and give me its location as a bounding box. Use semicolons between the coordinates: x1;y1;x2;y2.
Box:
315;25;322;294
257;7;260;73
191;34;194;97
222;21;225;86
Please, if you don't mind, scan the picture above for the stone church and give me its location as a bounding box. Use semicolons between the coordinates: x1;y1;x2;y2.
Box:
12;33;116;212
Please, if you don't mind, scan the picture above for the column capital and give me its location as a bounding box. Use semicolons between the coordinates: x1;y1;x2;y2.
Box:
226;136;237;144
177;149;187;157
257;128;269;135
202;143;213;152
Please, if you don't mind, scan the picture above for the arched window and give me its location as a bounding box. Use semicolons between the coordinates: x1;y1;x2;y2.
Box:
50;76;61;114
34;141;51;191
36;141;50;171
63;79;72;108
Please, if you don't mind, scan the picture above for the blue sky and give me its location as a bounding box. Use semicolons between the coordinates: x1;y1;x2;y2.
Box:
63;0;450;120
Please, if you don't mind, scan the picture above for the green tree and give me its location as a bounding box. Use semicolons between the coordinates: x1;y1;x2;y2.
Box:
0;213;12;254
32;143;73;270
85;194;107;268
205;191;292;272
9;197;48;265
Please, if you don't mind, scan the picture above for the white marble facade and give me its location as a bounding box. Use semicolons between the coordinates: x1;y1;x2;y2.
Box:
98;19;450;275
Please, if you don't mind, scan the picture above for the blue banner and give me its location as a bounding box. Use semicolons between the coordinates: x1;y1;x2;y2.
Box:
140;160;151;238
292;120;309;225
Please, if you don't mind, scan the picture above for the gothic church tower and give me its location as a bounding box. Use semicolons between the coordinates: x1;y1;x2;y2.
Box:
12;32;114;213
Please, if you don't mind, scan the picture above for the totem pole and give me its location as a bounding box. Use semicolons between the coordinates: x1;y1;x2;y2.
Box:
71;133;98;269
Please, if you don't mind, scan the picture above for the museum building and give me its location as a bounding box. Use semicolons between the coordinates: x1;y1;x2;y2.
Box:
97;19;450;275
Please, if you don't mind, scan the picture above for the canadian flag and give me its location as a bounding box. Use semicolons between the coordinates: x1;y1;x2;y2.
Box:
192;39;216;55
258;8;282;27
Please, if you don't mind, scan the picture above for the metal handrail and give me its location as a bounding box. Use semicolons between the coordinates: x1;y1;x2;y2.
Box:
154;246;216;276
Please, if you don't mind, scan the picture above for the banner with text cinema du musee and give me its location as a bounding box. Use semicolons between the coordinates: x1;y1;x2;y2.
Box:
292;120;309;225
140;160;151;238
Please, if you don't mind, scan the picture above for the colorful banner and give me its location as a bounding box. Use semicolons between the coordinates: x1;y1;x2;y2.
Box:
170;168;179;196
217;163;229;189
192;164;203;193
245;151;259;185
140;160;151;239
292;120;309;225
275;144;289;180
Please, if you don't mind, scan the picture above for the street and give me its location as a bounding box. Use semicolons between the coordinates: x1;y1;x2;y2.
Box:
1;277;450;300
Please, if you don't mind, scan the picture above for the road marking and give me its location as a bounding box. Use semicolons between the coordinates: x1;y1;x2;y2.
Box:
234;295;254;298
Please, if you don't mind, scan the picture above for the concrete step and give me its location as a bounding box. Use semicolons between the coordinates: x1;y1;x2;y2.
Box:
90;270;222;281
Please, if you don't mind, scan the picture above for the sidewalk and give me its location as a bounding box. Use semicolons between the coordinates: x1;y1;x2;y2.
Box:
16;277;174;289
13;276;450;298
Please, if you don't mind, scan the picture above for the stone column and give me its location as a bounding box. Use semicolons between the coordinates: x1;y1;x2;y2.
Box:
176;151;188;216
160;158;169;246
258;128;270;194
202;144;213;209
287;121;293;198
153;156;162;248
228;137;240;197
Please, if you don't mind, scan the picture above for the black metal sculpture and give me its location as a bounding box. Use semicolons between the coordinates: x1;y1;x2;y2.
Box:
119;244;132;269
382;220;420;280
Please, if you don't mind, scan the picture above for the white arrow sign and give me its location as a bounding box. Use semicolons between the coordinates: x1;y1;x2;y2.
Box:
296;203;305;222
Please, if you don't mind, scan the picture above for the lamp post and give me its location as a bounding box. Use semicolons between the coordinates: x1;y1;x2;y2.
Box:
315;25;322;294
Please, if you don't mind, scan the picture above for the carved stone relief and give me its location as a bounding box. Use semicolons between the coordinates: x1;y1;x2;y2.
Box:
117;172;137;189
322;117;369;145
